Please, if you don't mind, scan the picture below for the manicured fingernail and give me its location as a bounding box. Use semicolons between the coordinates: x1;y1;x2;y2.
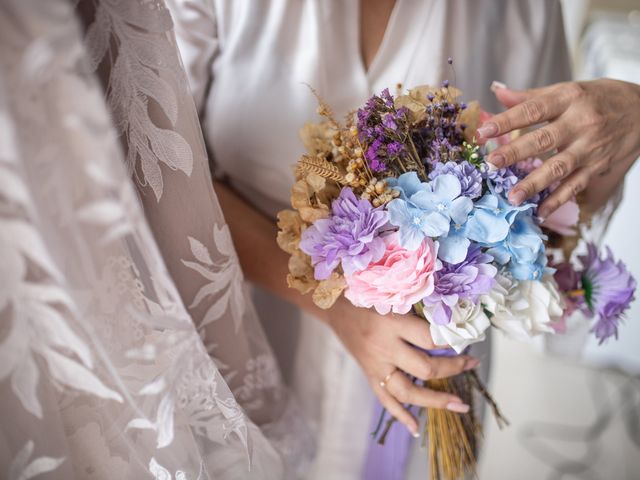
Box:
464;358;481;370
407;423;419;437
477;122;498;139
411;430;420;439
446;402;470;414
509;189;526;206
490;81;507;93
537;215;546;224
488;153;505;168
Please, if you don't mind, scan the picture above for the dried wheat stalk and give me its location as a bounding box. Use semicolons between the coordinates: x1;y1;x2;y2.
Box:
296;155;347;183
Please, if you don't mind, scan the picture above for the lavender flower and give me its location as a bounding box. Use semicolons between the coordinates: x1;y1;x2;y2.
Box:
357;90;411;173
423;245;497;325
578;243;636;343
299;188;389;280
412;98;466;165
428;160;483;199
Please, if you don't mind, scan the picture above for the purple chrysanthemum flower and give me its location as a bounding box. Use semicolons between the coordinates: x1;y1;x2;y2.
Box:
485;165;519;195
428;160;483;199
299;188;389;280
578;243;636;343
423;245;497;325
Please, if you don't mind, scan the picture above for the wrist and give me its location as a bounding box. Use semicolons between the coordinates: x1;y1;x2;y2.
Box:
323;297;350;332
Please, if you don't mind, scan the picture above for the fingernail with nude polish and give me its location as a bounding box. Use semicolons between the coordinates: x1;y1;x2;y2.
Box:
509;189;526;206
476;122;498;139
488;153;505;168
446;402;470;414
490;80;507;92
464;358;481;371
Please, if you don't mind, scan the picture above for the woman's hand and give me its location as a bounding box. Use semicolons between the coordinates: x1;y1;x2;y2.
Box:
328;298;479;436
477;79;640;218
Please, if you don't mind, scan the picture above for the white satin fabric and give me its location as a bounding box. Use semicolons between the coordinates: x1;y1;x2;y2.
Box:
169;1;572;478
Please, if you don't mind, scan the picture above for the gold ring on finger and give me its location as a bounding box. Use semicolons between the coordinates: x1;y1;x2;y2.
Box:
379;368;398;389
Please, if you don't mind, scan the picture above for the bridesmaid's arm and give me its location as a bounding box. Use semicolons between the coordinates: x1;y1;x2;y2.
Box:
214;180;331;322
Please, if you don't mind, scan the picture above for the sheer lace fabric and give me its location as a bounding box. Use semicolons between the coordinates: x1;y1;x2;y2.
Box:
0;0;311;478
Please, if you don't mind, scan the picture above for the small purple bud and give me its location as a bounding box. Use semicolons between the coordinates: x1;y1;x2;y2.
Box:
442;79;449;88
447;57;453;65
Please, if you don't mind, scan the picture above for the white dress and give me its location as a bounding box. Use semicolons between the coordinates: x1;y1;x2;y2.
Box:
169;1;571;478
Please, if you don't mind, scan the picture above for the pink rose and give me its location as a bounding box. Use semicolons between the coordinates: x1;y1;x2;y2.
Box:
344;233;438;315
542;199;579;235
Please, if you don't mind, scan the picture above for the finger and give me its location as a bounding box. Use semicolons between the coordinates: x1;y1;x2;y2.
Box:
487;123;566;169
508;149;580;206
537;160;605;218
372;378;420;436
385;372;468;412
394;343;478;381
492;83;546;108
397;314;437;350
478;91;566;139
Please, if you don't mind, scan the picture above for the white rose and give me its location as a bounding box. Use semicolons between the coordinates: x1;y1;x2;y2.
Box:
427;298;491;353
482;274;564;342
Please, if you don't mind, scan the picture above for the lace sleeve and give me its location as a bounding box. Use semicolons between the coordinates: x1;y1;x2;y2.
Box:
0;0;311;478
166;0;219;114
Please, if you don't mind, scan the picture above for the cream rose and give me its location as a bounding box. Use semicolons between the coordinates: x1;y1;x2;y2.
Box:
482;274;564;341
426;298;491;353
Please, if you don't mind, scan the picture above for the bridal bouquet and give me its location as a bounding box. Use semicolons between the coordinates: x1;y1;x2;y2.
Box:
277;83;635;480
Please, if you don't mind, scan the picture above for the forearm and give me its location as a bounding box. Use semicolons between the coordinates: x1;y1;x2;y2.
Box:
214;180;338;325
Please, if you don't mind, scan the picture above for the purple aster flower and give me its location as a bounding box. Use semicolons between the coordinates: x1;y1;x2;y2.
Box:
299;188;389;280
485;165;519;195
428;160;483;199
423;245;497;325
578;243;636;343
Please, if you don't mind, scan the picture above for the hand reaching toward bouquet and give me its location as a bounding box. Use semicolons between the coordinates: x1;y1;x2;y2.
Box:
478;79;640;218
328;298;479;436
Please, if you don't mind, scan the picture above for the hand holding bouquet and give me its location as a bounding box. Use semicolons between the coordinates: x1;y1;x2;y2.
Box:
277;81;635;480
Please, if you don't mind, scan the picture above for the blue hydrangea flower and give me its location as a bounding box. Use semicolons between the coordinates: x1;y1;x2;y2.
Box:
388;173;474;252
385;171;426;201
386;198;448;250
485;211;547;280
509;251;548;281
411;174;473;234
465;192;534;245
437;220;472;264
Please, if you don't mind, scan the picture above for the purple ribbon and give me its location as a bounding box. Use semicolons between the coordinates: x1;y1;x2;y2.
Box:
361;347;461;479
